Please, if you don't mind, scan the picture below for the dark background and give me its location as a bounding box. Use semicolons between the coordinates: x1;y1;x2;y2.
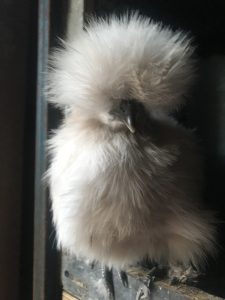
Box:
0;0;225;299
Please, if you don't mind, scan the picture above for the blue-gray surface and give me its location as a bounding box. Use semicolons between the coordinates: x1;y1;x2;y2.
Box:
62;254;223;300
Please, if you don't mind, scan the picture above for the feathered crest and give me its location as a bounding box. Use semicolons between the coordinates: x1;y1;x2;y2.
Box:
47;13;196;113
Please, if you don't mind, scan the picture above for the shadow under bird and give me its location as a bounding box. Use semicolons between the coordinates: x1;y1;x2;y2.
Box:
46;14;216;299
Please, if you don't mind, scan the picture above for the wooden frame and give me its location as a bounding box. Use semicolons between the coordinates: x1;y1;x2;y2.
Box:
33;1;69;299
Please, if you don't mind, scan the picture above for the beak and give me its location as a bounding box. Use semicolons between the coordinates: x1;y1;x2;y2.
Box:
124;111;135;133
110;99;136;133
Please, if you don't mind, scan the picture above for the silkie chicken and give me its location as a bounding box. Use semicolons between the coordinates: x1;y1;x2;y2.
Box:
46;14;216;299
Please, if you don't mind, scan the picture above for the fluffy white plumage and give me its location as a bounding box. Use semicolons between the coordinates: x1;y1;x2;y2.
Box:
47;14;216;271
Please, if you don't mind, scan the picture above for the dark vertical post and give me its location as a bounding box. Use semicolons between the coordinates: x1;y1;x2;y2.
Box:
33;1;50;299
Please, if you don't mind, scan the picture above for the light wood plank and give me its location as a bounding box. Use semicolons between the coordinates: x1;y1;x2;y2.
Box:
62;291;79;300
